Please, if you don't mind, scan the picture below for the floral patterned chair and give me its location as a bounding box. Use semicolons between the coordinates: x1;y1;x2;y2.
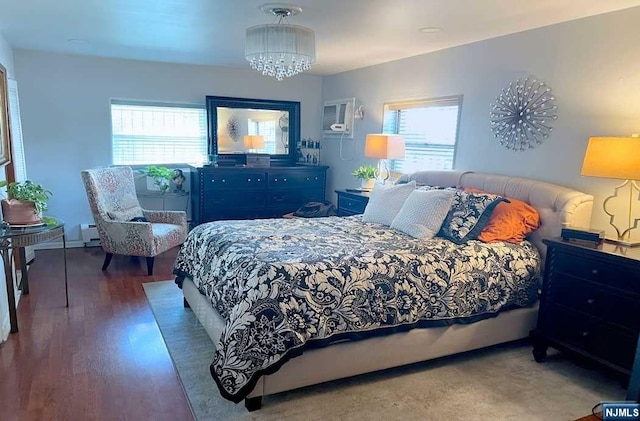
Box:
81;166;188;275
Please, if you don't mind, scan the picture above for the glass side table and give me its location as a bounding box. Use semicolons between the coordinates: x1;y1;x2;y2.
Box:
0;218;68;333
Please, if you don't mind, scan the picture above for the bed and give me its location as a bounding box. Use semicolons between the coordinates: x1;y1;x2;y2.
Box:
173;170;593;411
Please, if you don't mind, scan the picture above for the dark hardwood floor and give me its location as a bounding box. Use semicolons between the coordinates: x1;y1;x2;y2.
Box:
0;246;194;421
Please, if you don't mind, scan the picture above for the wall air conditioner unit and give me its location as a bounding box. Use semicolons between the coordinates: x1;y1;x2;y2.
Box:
81;223;101;247
322;98;355;138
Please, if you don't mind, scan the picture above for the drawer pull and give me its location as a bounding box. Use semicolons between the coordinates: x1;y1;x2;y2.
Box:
274;178;278;182
222;179;226;183
315;177;318;180
258;178;261;182
306;177;310;181
591;269;598;275
586;298;595;305
283;178;287;182
581;331;590;337
273;196;285;202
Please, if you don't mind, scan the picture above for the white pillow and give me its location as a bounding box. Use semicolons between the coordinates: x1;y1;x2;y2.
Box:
362;181;416;226
391;189;455;239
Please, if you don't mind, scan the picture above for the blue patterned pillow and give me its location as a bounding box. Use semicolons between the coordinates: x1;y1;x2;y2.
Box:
438;190;507;244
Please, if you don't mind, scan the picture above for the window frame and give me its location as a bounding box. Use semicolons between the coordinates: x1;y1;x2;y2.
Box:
382;95;463;174
110;99;208;167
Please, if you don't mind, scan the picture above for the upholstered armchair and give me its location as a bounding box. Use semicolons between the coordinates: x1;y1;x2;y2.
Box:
81;166;188;275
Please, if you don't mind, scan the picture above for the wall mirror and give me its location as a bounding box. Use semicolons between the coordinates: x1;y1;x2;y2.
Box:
206;96;300;165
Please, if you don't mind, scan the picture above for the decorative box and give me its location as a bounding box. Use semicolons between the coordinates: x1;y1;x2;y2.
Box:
245;153;271;168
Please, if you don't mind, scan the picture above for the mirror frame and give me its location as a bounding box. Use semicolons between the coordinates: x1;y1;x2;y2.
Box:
206;95;300;165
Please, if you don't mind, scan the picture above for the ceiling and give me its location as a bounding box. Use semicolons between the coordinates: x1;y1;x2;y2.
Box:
1;0;639;75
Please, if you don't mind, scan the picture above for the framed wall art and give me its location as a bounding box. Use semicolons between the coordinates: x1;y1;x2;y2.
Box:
489;76;558;151
0;63;12;167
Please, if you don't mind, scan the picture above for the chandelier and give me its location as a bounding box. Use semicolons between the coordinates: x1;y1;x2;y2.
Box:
245;4;316;81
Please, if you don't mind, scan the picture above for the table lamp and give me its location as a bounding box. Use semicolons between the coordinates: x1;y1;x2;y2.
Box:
364;134;405;184
581;136;640;246
244;135;265;152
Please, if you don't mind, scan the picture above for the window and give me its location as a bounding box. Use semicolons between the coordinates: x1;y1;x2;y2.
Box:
382;96;461;174
111;101;207;165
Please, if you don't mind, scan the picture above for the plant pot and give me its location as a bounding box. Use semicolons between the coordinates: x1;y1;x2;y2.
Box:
1;199;41;225
361;179;375;191
146;177;170;193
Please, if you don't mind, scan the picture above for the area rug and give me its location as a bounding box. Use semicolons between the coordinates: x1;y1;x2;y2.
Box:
143;280;625;421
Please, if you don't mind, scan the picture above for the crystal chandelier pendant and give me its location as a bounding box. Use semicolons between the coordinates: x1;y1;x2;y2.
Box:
245;4;316;81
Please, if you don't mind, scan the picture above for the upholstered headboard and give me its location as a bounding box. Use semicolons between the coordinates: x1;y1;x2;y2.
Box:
397;170;594;262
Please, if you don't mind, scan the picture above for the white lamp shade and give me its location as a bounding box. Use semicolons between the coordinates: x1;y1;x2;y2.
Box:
365;134;405;159
245;24;315;81
581;137;640;180
244;135;265;149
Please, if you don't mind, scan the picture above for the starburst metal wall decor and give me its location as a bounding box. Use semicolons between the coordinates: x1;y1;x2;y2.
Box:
489;76;558;151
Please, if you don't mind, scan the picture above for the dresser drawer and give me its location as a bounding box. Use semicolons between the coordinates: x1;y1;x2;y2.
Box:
268;171;324;189
203;172;266;190
548;305;637;370
338;195;368;214
268;189;324;207
206;191;266;209
549;275;640;332
203;208;264;221
552;249;640;293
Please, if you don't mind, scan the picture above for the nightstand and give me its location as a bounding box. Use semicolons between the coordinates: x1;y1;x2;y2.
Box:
532;238;640;378
335;190;370;216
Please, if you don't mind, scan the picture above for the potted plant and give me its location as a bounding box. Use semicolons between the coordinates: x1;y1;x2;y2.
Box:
352;165;377;190
138;165;173;194
0;180;52;225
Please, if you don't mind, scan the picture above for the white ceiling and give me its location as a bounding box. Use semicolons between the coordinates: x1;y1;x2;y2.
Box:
1;0;640;75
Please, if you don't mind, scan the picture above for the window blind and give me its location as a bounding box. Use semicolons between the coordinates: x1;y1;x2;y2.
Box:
249;120;277;154
383;96;461;174
111;101;207;165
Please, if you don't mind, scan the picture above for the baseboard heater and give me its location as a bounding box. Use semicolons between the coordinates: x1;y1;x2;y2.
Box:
80;223;101;247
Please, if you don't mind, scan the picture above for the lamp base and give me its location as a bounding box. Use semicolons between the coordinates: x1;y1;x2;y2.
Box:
605;237;640;247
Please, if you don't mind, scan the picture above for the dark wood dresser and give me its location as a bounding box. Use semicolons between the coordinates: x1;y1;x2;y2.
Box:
532;238;640;377
190;165;328;225
335;190;370;216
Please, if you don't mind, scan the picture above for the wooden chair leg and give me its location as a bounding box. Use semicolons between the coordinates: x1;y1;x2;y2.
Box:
244;396;262;411
102;253;113;271
146;257;154;276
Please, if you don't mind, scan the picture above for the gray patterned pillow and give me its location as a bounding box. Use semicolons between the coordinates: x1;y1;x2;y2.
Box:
362;181;416;226
391;189;455;239
438;190;507;244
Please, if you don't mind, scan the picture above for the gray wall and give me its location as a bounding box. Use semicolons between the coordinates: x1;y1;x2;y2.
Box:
322;7;640;238
11;7;640;242
0;35;14;79
13;51;324;243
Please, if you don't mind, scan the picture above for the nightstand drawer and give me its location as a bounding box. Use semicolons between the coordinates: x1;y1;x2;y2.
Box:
550;276;640;332
549;305;637;370
553;250;640;292
338;195;368;214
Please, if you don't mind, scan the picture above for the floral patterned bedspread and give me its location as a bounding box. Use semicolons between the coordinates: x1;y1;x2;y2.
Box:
173;216;541;402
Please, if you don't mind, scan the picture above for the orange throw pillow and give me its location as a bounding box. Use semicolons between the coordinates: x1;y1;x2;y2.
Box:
462;187;541;243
